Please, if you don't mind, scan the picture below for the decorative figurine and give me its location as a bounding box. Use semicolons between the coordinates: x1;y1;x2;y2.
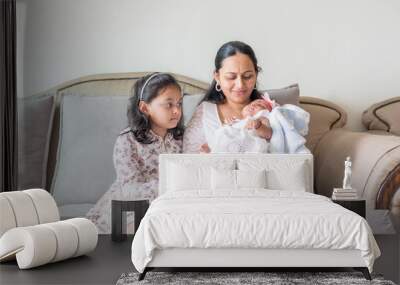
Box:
342;156;352;190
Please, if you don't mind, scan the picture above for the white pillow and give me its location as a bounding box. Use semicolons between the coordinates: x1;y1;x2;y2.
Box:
266;162;308;191
167;162;210;191
236;169;267;189
211;168;267;191
211;168;236;190
238;158;311;192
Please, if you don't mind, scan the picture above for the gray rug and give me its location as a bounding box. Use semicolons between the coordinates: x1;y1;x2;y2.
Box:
116;271;396;285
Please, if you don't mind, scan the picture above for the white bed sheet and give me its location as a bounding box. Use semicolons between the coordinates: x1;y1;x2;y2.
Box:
131;190;380;273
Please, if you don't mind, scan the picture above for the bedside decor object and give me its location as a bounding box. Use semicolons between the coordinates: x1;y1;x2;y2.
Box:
332;188;358;200
332;157;358;200
0;189;98;269
111;200;149;242
343;156;352;190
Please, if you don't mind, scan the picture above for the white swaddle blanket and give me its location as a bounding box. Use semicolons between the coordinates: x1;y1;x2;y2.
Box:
209;104;310;154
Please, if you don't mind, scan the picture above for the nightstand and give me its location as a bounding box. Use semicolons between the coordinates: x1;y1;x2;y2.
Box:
111;199;149;242
332;199;366;218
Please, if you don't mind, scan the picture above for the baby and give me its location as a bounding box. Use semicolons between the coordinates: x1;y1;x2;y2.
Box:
228;93;277;136
207;94;277;153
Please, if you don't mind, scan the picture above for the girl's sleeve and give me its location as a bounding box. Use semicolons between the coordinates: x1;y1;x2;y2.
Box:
183;104;207;153
113;134;140;186
113;134;157;200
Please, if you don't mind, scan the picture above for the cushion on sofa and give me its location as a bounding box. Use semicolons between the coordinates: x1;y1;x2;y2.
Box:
51;95;128;212
263;83;300;106
362;97;400;136
18;95;55;189
183;93;204;126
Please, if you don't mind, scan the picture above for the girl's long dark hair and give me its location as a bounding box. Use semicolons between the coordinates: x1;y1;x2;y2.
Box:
203;41;263;104
127;73;184;144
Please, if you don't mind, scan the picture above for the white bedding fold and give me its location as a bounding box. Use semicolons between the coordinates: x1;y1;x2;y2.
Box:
131;190;380;273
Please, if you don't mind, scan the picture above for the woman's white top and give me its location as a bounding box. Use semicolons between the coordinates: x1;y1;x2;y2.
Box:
183;102;310;154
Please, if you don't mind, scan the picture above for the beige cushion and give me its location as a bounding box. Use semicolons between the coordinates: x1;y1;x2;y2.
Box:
362;97;400;136
300;97;347;153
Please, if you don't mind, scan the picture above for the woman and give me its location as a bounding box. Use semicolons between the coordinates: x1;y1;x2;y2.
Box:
183;41;272;153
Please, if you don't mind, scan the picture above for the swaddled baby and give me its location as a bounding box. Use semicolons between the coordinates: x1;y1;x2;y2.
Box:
209;94;277;153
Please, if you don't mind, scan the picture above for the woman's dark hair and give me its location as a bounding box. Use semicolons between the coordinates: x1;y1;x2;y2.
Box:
203;41;262;104
127;73;184;144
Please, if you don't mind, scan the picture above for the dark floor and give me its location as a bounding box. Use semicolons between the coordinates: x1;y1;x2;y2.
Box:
1;234;398;284
0;235;133;285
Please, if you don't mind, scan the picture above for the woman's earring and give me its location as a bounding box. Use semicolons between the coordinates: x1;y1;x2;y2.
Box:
215;82;222;92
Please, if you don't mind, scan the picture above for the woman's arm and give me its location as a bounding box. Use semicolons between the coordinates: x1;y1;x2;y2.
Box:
183;104;207;153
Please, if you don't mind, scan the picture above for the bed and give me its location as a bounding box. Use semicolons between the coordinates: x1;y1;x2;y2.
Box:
131;153;380;280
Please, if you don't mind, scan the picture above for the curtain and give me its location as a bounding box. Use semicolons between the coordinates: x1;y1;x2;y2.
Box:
0;0;17;192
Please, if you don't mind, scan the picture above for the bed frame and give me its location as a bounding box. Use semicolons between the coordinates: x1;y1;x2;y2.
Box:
137;154;372;281
139;248;371;280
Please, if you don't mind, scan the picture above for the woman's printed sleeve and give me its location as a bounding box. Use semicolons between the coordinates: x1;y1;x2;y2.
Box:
183;104;206;153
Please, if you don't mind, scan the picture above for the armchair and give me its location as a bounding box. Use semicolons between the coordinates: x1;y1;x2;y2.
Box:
301;96;400;233
0;189;98;269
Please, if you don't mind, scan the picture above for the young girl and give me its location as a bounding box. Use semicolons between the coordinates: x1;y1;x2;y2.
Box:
86;73;183;234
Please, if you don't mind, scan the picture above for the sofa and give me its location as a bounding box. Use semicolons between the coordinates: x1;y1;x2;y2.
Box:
17;72;400;234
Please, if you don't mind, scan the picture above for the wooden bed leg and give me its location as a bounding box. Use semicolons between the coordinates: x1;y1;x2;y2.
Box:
354;267;371;280
138;268;148;281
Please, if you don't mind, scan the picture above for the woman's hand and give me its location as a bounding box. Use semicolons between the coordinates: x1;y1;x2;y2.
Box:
200;143;211;153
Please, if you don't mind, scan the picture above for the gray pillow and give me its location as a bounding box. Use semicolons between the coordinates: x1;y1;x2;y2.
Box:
263;83;300;106
182;93;205;126
18;95;55;189
51;95;128;208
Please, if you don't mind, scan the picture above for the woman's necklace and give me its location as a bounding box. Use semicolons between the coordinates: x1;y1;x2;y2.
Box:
219;103;245;122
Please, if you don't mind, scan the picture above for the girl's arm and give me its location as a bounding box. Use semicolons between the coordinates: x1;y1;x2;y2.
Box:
113;134;157;200
113;134;141;186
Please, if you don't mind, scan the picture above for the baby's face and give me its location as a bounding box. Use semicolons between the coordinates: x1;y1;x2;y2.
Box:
242;100;267;117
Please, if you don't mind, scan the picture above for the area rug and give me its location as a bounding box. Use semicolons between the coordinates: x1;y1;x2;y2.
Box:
116;271;396;285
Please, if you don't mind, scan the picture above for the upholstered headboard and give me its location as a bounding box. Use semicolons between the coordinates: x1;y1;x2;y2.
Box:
159;153;314;196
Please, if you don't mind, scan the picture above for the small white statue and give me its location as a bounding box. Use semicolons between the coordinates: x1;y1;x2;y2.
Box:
342;156;352;189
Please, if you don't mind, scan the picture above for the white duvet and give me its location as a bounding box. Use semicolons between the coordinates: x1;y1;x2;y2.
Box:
131;190;380;273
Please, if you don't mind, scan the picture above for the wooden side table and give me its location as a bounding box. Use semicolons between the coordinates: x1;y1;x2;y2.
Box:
111;200;149;242
332;199;366;218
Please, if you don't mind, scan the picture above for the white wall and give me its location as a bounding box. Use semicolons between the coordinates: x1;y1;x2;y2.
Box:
17;0;400;130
